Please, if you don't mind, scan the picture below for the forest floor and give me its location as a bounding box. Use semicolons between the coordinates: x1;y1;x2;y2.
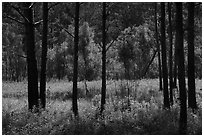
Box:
2;79;202;135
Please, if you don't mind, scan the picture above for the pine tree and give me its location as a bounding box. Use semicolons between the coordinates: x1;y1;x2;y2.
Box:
40;2;48;109
72;2;80;117
160;2;170;109
100;2;107;114
168;2;173;105
187;2;197;111
155;3;163;91
176;2;187;134
23;2;39;110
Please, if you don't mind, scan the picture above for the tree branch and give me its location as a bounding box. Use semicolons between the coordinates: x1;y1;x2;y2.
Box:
140;48;158;79
106;39;116;52
4;15;25;25
58;24;74;38
34;20;43;27
29;2;36;9
63;28;75;38
11;5;30;23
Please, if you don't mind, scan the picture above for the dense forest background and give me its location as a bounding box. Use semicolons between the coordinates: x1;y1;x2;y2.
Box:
2;2;202;135
2;2;202;81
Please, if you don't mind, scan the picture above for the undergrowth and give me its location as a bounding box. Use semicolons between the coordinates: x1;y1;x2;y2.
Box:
2;79;202;135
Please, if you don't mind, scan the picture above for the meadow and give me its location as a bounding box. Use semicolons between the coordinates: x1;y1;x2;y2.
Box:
2;79;202;135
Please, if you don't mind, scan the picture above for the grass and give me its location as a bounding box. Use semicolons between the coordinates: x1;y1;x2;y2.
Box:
2;79;202;135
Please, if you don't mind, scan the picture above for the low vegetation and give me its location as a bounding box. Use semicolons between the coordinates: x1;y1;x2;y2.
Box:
2;79;202;135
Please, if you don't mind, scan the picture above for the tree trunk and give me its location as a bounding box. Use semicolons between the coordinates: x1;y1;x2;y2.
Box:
176;3;187;134
83;52;89;95
23;2;39;110
160;2;170;109
72;2;79;117
168;2;173;106
173;37;178;88
100;2;107;114
5;55;8;81
40;2;48;109
155;3;163;91
187;2;197;110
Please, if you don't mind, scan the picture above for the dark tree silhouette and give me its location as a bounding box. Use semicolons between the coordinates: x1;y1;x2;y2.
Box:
187;2;197;110
155;3;162;91
100;2;107;114
176;2;187;134
141;49;158;78
72;2;80;117
168;2;173;105
23;2;39;110
160;2;170;109
40;2;48;109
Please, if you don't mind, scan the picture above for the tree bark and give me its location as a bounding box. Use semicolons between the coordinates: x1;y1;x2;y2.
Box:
100;2;107;114
187;2;197;110
168;2;173;106
160;2;170;109
176;3;187;134
23;2;39;110
40;2;48;109
72;2;79;117
155;3;163;91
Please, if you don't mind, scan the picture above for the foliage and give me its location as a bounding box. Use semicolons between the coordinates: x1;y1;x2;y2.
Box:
2;2;202;81
2;23;26;81
116;24;156;79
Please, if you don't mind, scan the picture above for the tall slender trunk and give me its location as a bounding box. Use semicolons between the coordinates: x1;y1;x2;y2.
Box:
168;2;173;105
176;3;187;134
83;52;89;95
40;2;48;109
23;2;39;110
173;35;178;88
72;2;80;117
187;2;197;110
100;2;107;114
160;2;170;109
155;3;162;91
5;56;8;81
